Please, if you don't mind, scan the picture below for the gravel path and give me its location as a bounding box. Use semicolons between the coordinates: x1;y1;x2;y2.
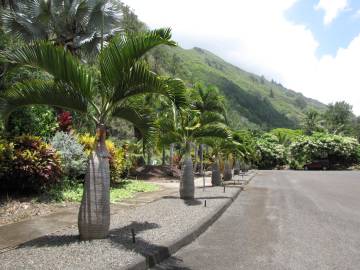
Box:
0;186;240;270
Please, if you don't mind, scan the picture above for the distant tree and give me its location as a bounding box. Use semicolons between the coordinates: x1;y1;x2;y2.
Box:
171;54;182;75
352;116;360;142
269;88;274;98
302;110;323;135
324;101;354;135
260;75;265;84
294;96;307;110
120;3;147;33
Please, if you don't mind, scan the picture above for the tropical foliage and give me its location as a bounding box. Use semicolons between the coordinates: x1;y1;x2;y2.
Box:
290;133;360;169
0;135;62;192
256;133;287;169
50;131;87;179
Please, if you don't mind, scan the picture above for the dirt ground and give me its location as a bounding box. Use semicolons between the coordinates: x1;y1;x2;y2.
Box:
0;196;76;226
133;165;181;181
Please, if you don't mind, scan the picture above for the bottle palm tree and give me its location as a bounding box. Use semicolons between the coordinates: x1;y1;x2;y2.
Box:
167;107;230;199
0;28;186;240
1;0;122;56
206;135;249;186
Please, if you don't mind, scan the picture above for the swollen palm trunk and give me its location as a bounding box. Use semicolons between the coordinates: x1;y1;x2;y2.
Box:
180;156;195;199
199;144;204;175
233;159;240;175
193;144;198;172
223;160;232;181
78;128;110;240
211;159;222;186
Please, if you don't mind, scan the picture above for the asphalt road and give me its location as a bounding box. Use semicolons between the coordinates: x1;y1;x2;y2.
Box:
153;171;360;270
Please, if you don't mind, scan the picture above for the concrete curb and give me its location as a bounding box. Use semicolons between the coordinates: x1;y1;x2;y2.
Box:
125;186;243;270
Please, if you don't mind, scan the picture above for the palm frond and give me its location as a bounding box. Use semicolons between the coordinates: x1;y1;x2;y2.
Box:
1;41;94;99
0;80;88;119
2;11;48;40
112;103;157;145
193;123;231;140
99;28;176;88
115;67;187;109
200;111;226;125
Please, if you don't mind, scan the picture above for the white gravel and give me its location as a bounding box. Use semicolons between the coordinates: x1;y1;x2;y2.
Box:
0;186;240;270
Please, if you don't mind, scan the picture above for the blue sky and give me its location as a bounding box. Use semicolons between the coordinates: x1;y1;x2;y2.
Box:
287;0;360;57
125;0;360;115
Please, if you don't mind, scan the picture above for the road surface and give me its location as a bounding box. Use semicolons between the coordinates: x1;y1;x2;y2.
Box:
154;171;360;270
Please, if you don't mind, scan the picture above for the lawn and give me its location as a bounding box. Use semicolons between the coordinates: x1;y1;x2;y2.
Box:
48;180;160;203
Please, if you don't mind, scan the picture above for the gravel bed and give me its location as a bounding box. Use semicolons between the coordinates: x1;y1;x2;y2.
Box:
0;186;239;270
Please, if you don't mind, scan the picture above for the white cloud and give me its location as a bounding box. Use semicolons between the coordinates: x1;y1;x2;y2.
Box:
314;0;348;25
124;0;360;115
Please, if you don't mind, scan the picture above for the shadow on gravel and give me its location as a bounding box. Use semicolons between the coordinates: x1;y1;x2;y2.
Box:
163;195;235;205
152;256;193;270
16;221;181;268
17;221;159;249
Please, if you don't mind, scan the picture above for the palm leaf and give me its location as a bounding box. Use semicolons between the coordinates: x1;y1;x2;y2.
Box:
200;111;226;125
193;123;231;140
0;80;88;119
112;104;156;145
112;63;187;108
1;41;94;99
99;28;176;89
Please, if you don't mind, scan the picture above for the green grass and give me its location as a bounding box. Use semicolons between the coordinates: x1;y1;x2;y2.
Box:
47;180;159;203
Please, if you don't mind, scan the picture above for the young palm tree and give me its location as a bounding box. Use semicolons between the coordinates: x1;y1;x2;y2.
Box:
206;136;248;186
192;83;227;174
0;29;186;240
168;108;230;199
1;0;122;56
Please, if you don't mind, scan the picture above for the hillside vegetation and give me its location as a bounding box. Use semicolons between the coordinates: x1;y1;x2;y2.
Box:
148;46;326;129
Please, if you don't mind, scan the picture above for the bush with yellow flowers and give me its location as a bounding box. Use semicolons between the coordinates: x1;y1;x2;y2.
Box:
77;134;128;184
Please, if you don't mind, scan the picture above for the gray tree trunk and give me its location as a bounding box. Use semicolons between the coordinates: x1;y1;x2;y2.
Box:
234;159;240;175
162;145;166;165
223;159;232;181
169;143;174;167
147;148;151;165
78;125;110;240
199;144;204;175
180;142;194;199
211;158;222;186
193;144;198;172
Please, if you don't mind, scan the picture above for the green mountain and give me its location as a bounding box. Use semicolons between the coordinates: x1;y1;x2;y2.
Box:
148;45;326;130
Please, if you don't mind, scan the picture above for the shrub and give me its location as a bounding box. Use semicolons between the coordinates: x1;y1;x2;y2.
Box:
0;136;62;192
0;140;14;179
290;133;360;168
50;132;87;179
256;133;287;169
5;106;58;139
57;111;73;132
77;134;127;183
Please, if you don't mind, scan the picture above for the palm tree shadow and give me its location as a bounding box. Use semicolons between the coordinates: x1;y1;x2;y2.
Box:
18;221;159;249
161;196;202;206
17;221;193;268
152;256;193;270
163;195;235;204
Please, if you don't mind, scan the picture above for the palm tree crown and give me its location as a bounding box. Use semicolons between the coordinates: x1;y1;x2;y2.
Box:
2;0;123;56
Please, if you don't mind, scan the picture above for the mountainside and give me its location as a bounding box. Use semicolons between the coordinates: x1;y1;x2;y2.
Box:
148;45;326;129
